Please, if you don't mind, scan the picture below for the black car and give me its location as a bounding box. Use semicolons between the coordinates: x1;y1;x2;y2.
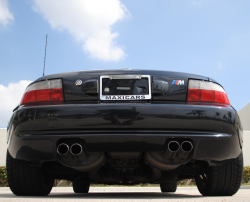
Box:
6;69;243;196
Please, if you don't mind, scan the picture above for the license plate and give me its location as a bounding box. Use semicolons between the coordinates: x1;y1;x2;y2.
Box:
100;75;152;100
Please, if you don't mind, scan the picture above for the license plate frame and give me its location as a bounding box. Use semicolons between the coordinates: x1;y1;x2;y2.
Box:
99;75;152;101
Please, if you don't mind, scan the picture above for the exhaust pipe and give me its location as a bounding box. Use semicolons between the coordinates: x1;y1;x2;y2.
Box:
182;141;193;152
57;143;71;159
70;143;86;161
177;141;193;158
163;141;180;159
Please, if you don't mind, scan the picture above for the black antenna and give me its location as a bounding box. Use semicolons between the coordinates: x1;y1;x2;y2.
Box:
43;34;48;77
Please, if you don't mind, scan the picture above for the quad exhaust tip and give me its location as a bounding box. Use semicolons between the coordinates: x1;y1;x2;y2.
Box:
57;143;69;155
164;141;180;159
164;141;193;159
70;143;83;155
57;143;86;161
70;143;86;161
168;141;180;152
181;141;193;152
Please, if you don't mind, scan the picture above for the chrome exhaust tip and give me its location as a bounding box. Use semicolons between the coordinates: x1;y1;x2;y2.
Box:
70;143;82;155
168;141;180;152
163;141;180;159
70;143;86;161
181;141;193;152
57;143;69;155
176;141;193;158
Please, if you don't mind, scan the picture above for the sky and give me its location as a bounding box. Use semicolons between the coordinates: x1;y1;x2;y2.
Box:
0;0;250;127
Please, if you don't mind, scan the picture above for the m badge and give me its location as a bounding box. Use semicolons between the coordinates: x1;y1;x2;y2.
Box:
172;80;184;85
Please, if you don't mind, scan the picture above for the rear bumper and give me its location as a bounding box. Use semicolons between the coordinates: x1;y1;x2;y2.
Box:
7;103;243;163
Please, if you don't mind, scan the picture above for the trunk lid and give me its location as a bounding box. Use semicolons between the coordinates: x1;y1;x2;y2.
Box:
36;70;209;102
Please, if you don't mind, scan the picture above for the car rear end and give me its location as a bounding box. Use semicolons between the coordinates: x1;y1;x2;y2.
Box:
6;69;243;196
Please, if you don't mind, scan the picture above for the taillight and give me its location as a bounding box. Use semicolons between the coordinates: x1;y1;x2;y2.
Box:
187;80;230;105
20;79;64;105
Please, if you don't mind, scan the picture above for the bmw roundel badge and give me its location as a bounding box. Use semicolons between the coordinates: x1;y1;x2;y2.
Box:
75;79;82;86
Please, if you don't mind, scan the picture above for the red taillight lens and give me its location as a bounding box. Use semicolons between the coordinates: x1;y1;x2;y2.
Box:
214;91;230;104
187;89;202;101
200;90;215;102
50;88;64;101
36;89;51;102
20;91;36;104
20;79;64;105
187;80;230;105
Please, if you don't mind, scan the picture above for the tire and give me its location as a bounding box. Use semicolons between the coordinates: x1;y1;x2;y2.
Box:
6;151;54;196
195;152;243;196
73;181;90;193
160;181;177;192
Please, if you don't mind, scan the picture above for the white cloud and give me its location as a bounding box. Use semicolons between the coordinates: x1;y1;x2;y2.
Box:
216;62;226;70
32;0;128;61
0;80;32;127
0;0;14;26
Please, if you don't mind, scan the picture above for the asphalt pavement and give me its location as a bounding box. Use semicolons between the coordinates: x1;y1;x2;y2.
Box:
0;186;249;202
